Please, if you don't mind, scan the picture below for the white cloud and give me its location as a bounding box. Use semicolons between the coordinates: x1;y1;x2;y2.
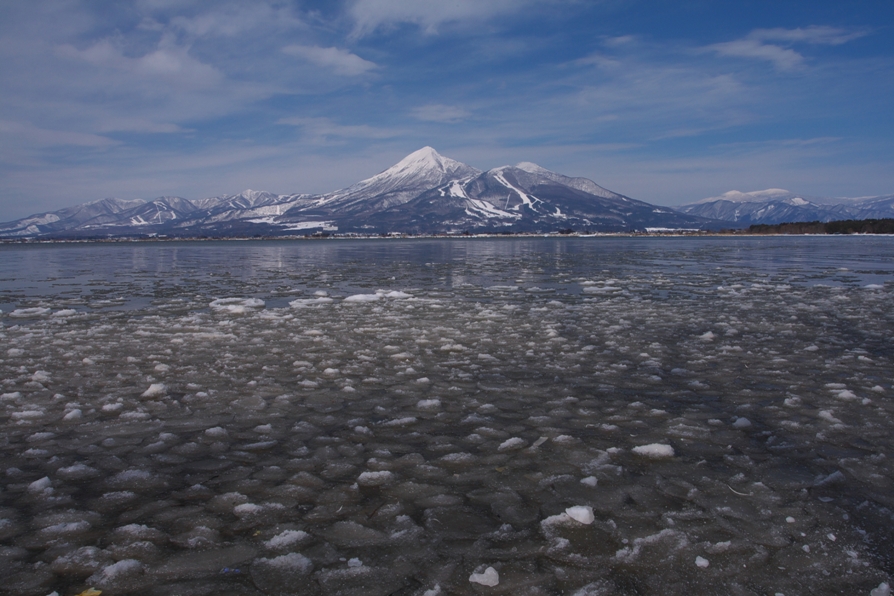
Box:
282;45;377;76
0;120;118;148
708;39;804;70
706;26;867;71
277;117;401;140
348;0;535;36
57;37;222;89
410;104;470;123
749;26;867;46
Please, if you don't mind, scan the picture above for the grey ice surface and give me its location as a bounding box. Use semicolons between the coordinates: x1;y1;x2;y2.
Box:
0;236;892;595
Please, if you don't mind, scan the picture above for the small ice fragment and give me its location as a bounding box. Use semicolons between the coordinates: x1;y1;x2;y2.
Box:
422;585;442;596
416;399;440;410
580;476;598;487
28;476;52;493
870;583;891;596
632;443;674;458
699;331;715;341
205;426;228;438
498;437;526;451
732;417;752;429
565;506;595;525
532;436;549;448
786;517;795;523
357;471;394;486
344;294;380;303
804;345;819;352
802;545;810;553
469;566;499;586
695;556;709;568
347;558;363;568
827;533;836;541
141;383;167;398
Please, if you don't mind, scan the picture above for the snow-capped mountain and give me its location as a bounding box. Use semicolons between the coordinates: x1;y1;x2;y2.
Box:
1;147;719;238
679;189;894;225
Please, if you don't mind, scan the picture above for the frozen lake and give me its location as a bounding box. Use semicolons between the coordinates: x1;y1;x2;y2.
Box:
1;236;892;596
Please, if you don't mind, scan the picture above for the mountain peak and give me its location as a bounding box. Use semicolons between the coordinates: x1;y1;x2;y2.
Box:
515;162;550;174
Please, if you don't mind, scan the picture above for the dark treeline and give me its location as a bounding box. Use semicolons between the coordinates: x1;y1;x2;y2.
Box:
747;218;894;235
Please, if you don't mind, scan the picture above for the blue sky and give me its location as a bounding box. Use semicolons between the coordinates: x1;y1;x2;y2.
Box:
1;0;892;220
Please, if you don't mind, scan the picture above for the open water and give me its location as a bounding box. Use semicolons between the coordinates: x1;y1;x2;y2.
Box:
0;236;892;596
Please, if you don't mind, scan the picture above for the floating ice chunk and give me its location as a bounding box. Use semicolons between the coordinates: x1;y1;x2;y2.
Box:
52;309;78;317
61;407;83;421
833;389;857;401
344;294;381;303
871;583;891;596
57;463;99;480
818;410;842;424
565;506;595;525
416;399;440;410
498;437;526;451
580;476;598;487
88;559;146;590
469;566;499;586
422;585;442;596
732;417;752;429
205;426;228;438
254;424;273;434
347;558;363;568
32;370;51;383
209;297;265;313
383;291;411;299
264;529;310;550
699;331;715;341
786;517;796;523
357;471;395;486
289;297;334;307
532;436;549;448
9;307;51;318
804;345;819;352
632;443;675;458
141;383;167;398
28;476;52;493
416;377;430;384
695;556;710;568
6;348;24;357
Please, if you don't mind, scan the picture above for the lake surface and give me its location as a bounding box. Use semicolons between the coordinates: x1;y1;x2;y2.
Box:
1;236;892;595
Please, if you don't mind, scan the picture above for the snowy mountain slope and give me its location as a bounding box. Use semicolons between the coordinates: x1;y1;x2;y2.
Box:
1;147;720;238
280;146;481;221
0;197;146;237
679;189;894;225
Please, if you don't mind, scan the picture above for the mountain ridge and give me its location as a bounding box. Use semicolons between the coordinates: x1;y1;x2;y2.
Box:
2;147;720;238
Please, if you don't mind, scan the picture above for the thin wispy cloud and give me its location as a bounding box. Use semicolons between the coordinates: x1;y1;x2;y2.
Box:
348;0;534;36
282;45;377;76
411;104;471;123
706;26;868;70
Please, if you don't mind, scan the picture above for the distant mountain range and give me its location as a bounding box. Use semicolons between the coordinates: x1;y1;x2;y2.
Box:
3;148;890;238
0;147;719;238
678;189;894;225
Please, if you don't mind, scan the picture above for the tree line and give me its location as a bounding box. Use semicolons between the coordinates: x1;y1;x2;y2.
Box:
747;218;894;235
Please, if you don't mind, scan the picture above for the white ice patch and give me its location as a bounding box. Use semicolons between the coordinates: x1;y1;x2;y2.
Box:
264;529;310;550
498;437;526;451
565;506;595;525
357;471;395;486
209;298;265;313
695;556;710;568
469;566;499;586
141;383;167;398
9;307;51;318
632;443;675;458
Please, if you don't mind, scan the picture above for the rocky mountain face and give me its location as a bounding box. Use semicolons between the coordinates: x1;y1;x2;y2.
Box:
679;189;894;225
1;147;720;238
